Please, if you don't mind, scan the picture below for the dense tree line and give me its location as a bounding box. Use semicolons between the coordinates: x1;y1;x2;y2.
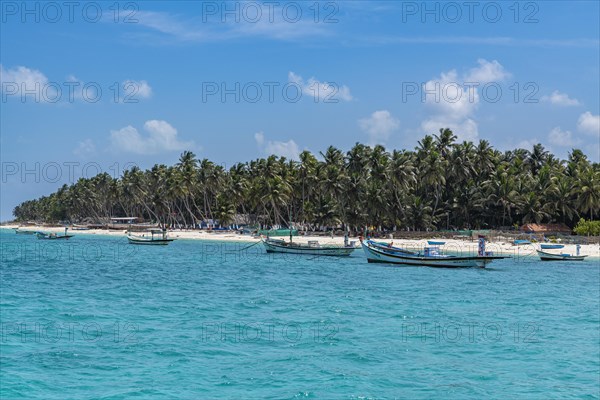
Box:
13;129;600;231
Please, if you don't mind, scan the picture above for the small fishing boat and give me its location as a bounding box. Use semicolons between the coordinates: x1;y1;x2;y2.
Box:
361;237;506;268
540;243;564;250
14;228;37;235
427;240;446;246
261;237;356;256
513;239;532;246
127;229;174;245
537;245;587;261
367;240;419;255
36;228;74;240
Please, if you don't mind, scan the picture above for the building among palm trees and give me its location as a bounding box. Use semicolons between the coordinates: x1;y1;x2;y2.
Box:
520;223;572;234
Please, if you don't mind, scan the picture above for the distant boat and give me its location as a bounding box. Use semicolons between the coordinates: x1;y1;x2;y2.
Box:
513;239;532;246
36;229;73;240
261;237;356;256
127;229;174;245
427;240;446;246
14;228;37;235
540;243;564;250
70;225;90;231
537;248;587;261
361;238;507;268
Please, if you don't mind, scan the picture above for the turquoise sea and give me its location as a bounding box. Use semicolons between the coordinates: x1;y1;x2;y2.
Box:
1;230;599;399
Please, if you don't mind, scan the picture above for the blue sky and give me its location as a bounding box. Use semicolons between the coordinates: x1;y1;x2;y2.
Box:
1;1;599;220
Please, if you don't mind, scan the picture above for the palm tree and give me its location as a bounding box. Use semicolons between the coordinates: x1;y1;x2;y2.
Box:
13;134;598;235
575;167;600;220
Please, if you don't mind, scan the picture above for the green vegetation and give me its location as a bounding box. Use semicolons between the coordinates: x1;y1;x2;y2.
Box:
573;219;600;236
13;129;600;231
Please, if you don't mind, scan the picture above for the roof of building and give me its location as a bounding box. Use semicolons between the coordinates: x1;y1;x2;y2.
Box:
520;223;572;233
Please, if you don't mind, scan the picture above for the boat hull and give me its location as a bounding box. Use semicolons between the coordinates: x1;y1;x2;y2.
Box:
127;237;174;245
36;235;73;240
537;250;587;261
262;240;355;256
362;242;504;268
540;244;564;250
15;230;37;235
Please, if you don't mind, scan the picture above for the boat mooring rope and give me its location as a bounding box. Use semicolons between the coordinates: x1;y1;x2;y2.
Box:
238;241;261;251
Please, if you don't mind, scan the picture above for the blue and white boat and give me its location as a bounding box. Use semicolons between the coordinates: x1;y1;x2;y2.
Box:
537;245;587;261
361;238;506;268
261;237;356;256
127;229;174;245
540;243;564;250
427;240;446;246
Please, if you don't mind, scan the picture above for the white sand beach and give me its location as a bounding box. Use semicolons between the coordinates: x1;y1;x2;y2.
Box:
3;224;599;259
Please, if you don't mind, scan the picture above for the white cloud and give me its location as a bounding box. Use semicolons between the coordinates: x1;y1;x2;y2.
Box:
421;118;479;143
254;131;300;160
421;59;509;142
0;64;54;101
358;110;399;145
73;139;96;156
541;90;580;106
123;79;152;98
577;112;600;136
465;59;511;83
517;138;542;150
133;9;331;44
110;120;194;154
254;131;265;146
548;127;580;147
288;72;353;102
265;140;300;160
423;69;479;119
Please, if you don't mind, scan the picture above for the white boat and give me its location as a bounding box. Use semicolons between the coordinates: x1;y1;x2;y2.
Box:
127;229;174;245
35;228;74;240
537;248;587;261
14;228;37;235
261;237;356;256
361;238;506;268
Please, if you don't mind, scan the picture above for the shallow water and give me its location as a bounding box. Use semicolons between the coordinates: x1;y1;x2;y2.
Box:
1;231;599;399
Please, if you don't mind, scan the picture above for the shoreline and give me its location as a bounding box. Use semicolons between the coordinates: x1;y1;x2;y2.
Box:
2;225;599;259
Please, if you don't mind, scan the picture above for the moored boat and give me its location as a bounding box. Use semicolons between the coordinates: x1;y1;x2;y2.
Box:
540;243;564;250
127;229;174;245
537;245;587;261
513;239;532;246
14;228;37;235
36;228;74;240
427;240;446;246
361;237;507;268
261;237;356;256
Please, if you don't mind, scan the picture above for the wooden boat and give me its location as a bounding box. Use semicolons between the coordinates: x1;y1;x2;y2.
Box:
367;240;419;255
261;237;356;256
540;243;564;250
14;228;37;235
127;229;174;245
36;230;74;240
537;249;587;261
361;238;507;268
70;225;90;231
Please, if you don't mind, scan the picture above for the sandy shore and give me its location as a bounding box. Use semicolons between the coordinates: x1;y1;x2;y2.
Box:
3;224;599;259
